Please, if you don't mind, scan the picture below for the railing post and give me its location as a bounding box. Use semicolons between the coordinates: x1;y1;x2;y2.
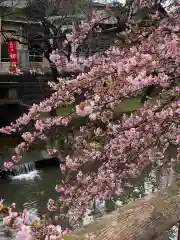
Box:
8;88;18;100
177;222;180;240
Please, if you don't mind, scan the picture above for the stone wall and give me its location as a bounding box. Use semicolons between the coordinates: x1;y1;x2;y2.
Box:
18;74;52;105
0;73;52;126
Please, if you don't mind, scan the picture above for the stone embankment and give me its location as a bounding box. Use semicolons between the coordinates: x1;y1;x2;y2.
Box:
0;222;7;240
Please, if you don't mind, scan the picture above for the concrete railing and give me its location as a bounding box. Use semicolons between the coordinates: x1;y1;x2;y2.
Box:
60;181;180;240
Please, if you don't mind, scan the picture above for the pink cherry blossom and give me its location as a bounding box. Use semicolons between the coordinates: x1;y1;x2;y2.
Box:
0;199;4;205
55;185;65;193
59;164;66;173
3;216;12;225
15;225;32;240
4;161;13;169
0;128;11;134
11;202;16;208
76;102;93;116
0;2;180;238
12;155;20;163
48;199;55;206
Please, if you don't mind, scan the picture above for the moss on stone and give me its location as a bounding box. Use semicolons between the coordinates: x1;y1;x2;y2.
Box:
56;96;143;117
114;97;143;114
54;97;143;153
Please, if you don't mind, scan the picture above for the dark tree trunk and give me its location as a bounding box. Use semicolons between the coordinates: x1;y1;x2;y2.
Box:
49;62;59;83
44;49;59;84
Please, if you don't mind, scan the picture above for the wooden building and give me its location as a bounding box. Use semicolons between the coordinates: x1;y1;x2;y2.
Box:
0;1;118;73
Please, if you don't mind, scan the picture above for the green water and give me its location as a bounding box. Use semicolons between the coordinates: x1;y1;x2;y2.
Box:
0;134;178;239
0;164;178;239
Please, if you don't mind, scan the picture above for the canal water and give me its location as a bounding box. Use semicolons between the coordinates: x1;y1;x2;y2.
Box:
0;133;178;239
0;159;179;239
0;165;61;214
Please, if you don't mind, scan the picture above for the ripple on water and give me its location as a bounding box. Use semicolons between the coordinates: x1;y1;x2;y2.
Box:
0;164;179;239
10;170;41;181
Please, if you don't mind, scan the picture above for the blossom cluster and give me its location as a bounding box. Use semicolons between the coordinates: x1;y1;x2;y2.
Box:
0;1;180;238
0;199;71;240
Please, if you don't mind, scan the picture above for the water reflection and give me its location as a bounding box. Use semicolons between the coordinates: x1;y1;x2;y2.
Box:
0;166;61;214
0;159;178;239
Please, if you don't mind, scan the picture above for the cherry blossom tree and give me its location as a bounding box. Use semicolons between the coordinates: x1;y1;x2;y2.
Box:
0;0;180;239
